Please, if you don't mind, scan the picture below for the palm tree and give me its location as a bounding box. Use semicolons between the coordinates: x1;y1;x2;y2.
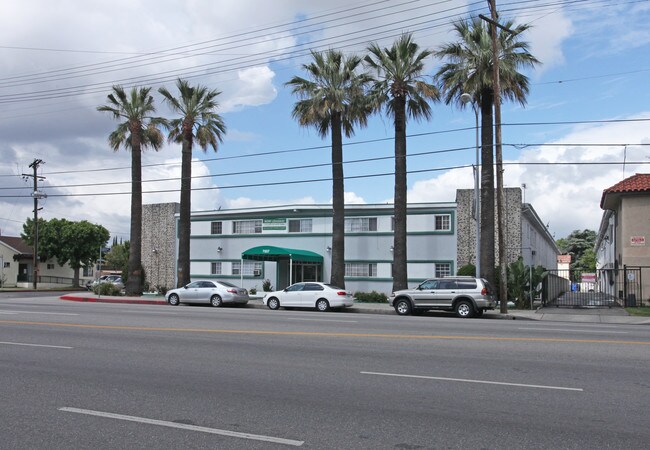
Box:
435;17;539;288
98;86;164;295
286;49;372;288
365;33;440;292
159;78;226;287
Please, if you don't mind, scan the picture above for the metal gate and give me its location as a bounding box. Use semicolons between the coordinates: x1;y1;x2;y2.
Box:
542;267;642;308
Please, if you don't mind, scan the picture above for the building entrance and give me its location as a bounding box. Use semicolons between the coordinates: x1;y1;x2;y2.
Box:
291;262;322;283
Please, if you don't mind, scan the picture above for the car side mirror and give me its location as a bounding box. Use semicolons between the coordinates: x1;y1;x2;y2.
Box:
183;285;188;289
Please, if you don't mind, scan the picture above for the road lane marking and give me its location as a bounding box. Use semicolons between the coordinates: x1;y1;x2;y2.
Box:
0;341;72;349
59;407;304;446
0;310;79;316
1;320;649;346
361;371;584;392
286;318;358;323
518;327;628;334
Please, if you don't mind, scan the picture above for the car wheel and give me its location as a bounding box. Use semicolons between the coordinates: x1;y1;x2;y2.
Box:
394;299;412;316
455;300;475;318
210;295;223;307
316;299;330;312
267;297;280;310
168;294;180;306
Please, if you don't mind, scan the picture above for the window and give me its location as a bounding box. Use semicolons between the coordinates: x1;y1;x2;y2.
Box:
435;263;452;278
4;262;10;268
345;217;377;232
434;214;451;231
211;221;222;234
82;266;93;277
232;220;262;234
345;263;377;277
232;261;263;276
47;263;55;270
211;262;222;275
289;219;312;233
303;283;324;291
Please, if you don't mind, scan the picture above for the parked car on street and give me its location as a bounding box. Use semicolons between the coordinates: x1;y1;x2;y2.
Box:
389;276;495;318
166;280;249;307
262;282;354;312
86;275;123;291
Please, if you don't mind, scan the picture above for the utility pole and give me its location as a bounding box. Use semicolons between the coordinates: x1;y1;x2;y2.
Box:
23;159;46;289
482;0;509;313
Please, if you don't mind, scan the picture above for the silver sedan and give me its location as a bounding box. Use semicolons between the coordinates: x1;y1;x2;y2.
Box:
166;280;249;307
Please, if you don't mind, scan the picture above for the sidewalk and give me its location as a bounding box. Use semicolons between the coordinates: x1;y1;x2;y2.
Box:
58;293;650;325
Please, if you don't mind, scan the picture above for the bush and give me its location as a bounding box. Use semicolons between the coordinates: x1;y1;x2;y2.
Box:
457;264;476;276
262;279;273;292
156;285;168;295
354;291;389;303
92;282;123;296
249;287;257;295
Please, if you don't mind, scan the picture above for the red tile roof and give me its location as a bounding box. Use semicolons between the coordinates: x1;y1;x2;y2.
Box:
600;173;650;209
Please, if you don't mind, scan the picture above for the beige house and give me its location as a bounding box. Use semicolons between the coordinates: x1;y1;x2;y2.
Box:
595;173;650;305
0;236;93;288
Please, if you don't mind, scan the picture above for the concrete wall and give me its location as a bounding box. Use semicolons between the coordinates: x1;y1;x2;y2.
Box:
142;202;180;291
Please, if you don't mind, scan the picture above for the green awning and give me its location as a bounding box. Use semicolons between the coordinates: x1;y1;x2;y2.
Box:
241;246;323;263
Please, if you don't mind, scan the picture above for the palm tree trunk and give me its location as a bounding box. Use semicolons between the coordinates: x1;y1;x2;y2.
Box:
177;133;193;287
392;97;408;292
330;113;345;288
126;136;143;295
480;90;495;288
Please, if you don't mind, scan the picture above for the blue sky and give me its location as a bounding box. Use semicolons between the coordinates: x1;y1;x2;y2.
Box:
0;0;649;242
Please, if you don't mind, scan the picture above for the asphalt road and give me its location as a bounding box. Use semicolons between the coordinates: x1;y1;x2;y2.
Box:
1;294;649;449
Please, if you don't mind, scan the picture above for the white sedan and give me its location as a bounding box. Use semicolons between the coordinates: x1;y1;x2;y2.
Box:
166;280;249;307
262;282;354;312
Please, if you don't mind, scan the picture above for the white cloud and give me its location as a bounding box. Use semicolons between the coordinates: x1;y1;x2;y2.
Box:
221;66;278;111
522;11;573;74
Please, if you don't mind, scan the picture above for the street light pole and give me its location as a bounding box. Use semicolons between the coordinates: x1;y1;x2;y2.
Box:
460;93;481;278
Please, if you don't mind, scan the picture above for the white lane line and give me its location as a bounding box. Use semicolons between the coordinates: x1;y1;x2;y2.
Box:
286;318;358;323
361;371;583;392
59;407;304;447
0;310;79;316
0;341;73;349
518;327;628;334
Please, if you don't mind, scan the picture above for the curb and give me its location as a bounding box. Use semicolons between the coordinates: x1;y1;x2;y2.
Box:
59;295;167;305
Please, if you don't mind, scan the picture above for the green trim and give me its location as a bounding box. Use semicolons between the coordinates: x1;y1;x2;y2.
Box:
190;230;452;239
190;274;265;280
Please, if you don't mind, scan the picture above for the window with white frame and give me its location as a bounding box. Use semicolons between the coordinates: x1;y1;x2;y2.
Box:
435;263;452;278
232;220;262;234
345;263;377;277
345;217;377;232
232;261;263;276
434;214;451;231
211;221;223;234
211;262;222;275
289;219;312;233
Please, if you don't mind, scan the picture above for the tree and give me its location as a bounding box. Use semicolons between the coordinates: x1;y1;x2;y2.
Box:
286;49;372;288
104;241;130;280
159;79;226;287
98;86;165;295
22;218;110;287
365;33;440;291
435;17;539;289
557;229;597;275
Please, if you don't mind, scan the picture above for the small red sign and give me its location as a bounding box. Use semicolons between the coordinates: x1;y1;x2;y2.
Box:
630;236;646;246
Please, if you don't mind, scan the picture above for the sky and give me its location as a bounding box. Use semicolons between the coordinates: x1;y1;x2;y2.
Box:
1;0;649;243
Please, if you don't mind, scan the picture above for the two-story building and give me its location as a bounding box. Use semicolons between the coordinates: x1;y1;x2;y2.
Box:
143;188;559;295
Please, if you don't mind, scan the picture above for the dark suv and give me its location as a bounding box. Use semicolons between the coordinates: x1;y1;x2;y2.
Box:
389;276;496;318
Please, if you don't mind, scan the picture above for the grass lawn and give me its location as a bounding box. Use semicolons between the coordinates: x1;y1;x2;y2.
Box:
626;307;650;317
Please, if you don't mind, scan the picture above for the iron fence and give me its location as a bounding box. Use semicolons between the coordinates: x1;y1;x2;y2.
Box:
542;266;644;308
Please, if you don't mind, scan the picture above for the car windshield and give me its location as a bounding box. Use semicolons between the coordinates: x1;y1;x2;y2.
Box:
219;281;237;288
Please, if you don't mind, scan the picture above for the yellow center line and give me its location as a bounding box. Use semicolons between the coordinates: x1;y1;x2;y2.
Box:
1;319;649;345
